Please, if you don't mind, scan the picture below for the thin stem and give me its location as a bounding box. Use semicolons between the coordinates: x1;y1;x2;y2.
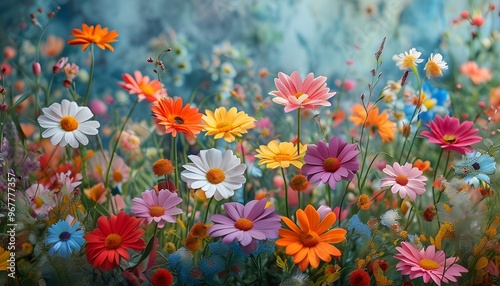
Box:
338;180;351;226
297;108;301;155
204;197;214;224
173;135;179;190
432;149;444;206
45;73;55;107
104;98;139;212
281;167;289;218
82;44;95;106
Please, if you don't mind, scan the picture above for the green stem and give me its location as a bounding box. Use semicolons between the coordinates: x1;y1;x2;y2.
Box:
82;44;95;106
297;108;301;155
204;197;214;224
104;98;139;212
432;149;444;206
173;135;179;190
281;167;289;218
45;73;55;106
337;180;351;226
327;184;332;209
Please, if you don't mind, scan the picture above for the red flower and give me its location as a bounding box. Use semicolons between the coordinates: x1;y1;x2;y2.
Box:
84;211;145;271
421;114;481;154
349;269;371;286
152;268;174;286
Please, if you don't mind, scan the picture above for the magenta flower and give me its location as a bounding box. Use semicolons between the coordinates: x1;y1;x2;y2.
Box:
208;199;281;254
269;71;336;112
395;242;468;285
421;114;481;154
131;189;183;228
380;162;427;200
302;136;360;189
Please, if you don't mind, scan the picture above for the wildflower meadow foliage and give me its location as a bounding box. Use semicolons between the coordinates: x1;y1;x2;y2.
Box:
1;1;500;286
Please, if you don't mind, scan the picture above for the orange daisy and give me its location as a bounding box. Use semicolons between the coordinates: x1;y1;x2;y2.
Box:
349;104;396;142
275;205;346;271
151;97;203;138
68;23;119;52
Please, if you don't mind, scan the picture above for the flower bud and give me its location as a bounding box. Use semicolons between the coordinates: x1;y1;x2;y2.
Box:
471;15;484;26
32;62;41;77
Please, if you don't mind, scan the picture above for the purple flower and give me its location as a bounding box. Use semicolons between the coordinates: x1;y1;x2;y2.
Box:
131;189;183;228
208;199;281;254
302;136;360;189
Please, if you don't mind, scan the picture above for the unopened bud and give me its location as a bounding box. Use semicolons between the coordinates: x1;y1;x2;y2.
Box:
402;124;411;138
401;70;410;86
471;15;484;27
63;79;72;88
32;62;41;77
146;57;154;63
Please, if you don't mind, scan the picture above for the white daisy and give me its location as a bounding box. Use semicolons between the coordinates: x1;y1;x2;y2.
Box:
424;53;448;78
392;48;424;70
37;99;100;148
181;148;246;201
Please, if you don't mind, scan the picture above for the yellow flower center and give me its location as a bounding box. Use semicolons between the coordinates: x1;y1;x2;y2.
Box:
443;135;456;144
323;157;341;172
294;92;305;99
402;55;416;69
215;122;234;133
104;233;122;250
301;231;320;247
274;153;292;163
60;116;79;132
418;259;440;270
139;82;155;97
395;174;409;186
33;197;44;208
234;218;254;231
149;206;165;217
206;168;225;184
112;171;123;183
426;61;443;77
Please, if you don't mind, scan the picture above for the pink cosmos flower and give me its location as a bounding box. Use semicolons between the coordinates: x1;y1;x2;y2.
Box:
119;130;141;151
25;184;55;217
459;61;492;85
119;71;167;102
269;71;336;112
63;63;79;80
87;151;130;189
395;242;468;285
131;189;183;228
208;199;281;254
421;114;482;154
380;162;427;200
302;136;360;189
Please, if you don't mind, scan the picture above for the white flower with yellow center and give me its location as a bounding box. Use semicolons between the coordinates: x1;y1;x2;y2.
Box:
424;53;448;78
37;99;100;148
181;148;246;201
392;48;423;70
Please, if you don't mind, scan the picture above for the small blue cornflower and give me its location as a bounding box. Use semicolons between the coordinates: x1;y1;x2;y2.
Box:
168;247;194;269
199;255;225;276
252;239;276;257
45;220;84;258
454;151;496;187
347;214;371;237
208;241;248;258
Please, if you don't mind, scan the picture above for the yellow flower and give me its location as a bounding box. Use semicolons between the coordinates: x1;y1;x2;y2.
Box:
255;140;306;169
424;53;448;78
202;107;255;143
0;247;10;271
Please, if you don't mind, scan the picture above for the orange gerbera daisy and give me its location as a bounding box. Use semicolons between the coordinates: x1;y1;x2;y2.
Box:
276;205;346;271
151;97;203;138
68;23;119;52
349;104;396;142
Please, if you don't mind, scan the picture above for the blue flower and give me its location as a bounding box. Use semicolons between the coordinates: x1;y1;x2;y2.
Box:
199;255;225;276
454;151;496;187
45;220;84;258
208;241;248;258
168;247;193;269
347;214;371;237
404;82;451;123
252;239;276;257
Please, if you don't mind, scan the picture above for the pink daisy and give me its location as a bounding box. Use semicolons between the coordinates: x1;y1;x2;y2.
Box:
131;189;183;228
421;114;481;154
119;70;167;102
302;136;360;189
269;71;336;112
380;162;427;200
208;199;281;254
395;242;468;285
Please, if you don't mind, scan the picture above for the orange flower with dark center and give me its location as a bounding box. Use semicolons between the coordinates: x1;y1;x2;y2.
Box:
68;23;119;52
276;205;346;271
349;104;396;142
151;97;204;138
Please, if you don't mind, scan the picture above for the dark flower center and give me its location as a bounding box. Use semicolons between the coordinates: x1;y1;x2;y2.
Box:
174;116;184;124
472;162;480;170
59;231;71;241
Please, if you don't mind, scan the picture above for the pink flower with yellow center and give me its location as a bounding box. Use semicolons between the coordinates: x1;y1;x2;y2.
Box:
119;71;167;102
380;162;427;200
269;71;336;113
131;189;183;228
421;114;482;154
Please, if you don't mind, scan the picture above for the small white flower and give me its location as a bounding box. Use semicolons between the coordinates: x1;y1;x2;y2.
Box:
37;99;100;148
380;209;401;227
392;48;423;70
424;53;448;78
220;62;237;79
181;148;246;201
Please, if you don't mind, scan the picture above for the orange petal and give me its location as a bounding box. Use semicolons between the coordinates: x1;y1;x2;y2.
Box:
305;204;320;230
308;248;320;268
296;209;310;233
316;212;337;234
320;228;347;243
281;216;302;234
285;242;304;255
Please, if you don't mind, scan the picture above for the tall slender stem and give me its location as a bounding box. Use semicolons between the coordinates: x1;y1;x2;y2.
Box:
173;135;179;190
297;108;301;155
82;44;95;106
432;149;444;206
281;167;289;218
204;197;214;224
